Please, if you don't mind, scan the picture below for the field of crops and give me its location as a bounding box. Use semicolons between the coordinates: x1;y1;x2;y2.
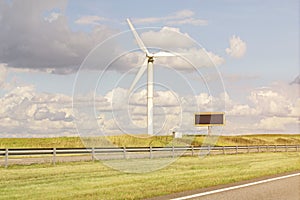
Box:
0;134;300;148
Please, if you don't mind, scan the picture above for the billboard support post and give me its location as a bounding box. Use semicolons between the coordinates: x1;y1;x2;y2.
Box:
208;126;212;136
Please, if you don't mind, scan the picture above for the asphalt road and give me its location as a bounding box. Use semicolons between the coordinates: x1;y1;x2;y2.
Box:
151;172;300;200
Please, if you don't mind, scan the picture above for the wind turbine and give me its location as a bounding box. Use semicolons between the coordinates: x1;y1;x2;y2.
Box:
127;18;175;136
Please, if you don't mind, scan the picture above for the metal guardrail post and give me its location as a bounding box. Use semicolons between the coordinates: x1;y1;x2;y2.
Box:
222;146;225;155
123;147;127;159
275;145;277;152
172;145;175;158
258;146;260;153
247;145;249;153
191;146;194;156
235;146;238;154
285;145;288;152
5;148;8;168
53;148;56;165
92;147;95;161
149;146;152;159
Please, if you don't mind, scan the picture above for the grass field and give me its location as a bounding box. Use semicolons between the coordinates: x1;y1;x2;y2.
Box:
0;134;300;148
1;152;300;199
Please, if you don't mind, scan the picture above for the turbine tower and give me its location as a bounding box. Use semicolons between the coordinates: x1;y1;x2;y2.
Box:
127;18;175;135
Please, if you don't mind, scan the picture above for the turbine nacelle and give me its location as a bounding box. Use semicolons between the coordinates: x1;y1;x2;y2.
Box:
147;55;154;63
146;53;154;63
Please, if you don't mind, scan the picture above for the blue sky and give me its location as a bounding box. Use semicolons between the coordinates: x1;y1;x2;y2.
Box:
0;0;299;137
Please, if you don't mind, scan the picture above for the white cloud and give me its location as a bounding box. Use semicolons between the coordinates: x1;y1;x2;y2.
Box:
222;82;299;134
139;27;225;70
156;48;225;70
172;9;195;18
231;83;299;119
255;116;298;130
0;83;76;137
0;2;218;75
133;9;208;26
290;99;300;117
75;15;106;25
167;18;208;26
228;104;259;116
1;76;299;137
225;35;247;58
44;12;62;23
0;0;116;74
248;87;293;116
141;27;194;49
0;63;7;88
155;90;180;107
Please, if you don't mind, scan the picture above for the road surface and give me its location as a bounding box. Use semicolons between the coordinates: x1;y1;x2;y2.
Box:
150;172;300;200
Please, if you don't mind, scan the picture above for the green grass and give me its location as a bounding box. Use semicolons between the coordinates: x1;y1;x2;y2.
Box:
0;134;300;148
0;152;300;199
0;137;84;148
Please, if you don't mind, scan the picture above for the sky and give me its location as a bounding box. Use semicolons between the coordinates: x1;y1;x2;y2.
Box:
0;0;299;137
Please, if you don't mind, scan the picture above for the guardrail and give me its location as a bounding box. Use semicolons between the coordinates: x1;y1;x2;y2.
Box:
0;145;299;167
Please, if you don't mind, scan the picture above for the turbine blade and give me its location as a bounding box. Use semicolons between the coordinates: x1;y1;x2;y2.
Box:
129;59;148;93
153;51;176;57
127;18;150;56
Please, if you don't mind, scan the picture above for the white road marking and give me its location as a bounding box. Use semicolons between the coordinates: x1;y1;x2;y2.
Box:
171;172;300;200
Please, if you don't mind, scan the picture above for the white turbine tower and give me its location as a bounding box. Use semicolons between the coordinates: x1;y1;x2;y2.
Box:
127;18;175;135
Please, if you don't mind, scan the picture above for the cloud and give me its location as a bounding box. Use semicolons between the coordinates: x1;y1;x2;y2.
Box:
248;86;294;117
44;12;62;23
225;35;247;58
34;107;73;122
1;80;299;137
224;82;299;133
255;116;298;131
167;18;208;26
249;90;287;115
172;9;195;18
0;83;76;137
223;74;259;82
133;9;208;26
0;2;219;75
290;75;300;85
0;0;115;74
155;48;225;70
75;15;107;25
0;63;7;88
290;99;300;117
141;27;194;49
139;27;225;70
74;25;225;75
228;104;259;116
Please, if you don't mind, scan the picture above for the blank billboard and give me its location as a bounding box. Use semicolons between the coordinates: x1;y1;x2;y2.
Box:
195;112;225;126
